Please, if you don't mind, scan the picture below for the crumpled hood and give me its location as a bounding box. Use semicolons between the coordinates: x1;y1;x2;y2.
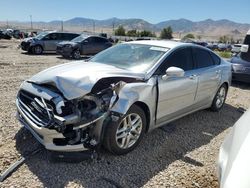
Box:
28;61;144;100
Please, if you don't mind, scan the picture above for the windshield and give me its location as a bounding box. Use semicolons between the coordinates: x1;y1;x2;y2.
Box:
35;32;49;40
72;35;87;42
91;43;169;73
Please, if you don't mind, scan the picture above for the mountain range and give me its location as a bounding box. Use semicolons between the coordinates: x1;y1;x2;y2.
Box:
1;17;250;38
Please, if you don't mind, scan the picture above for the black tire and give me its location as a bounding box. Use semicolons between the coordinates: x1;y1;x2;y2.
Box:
32;45;43;55
210;84;228;111
72;49;81;59
103;105;146;155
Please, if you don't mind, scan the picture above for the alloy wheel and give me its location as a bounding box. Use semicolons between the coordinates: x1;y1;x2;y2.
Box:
115;113;143;149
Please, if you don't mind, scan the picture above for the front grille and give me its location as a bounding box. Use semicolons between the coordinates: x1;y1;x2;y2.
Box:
21;41;30;50
18;90;54;127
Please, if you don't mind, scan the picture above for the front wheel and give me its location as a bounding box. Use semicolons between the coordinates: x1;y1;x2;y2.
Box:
32;45;43;55
210;84;228;111
72;49;81;59
103;105;146;155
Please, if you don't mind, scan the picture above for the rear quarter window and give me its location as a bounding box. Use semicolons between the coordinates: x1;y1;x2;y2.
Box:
193;47;215;68
210;52;221;65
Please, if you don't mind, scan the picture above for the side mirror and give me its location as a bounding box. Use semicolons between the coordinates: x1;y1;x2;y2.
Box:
162;67;185;80
241;44;249;53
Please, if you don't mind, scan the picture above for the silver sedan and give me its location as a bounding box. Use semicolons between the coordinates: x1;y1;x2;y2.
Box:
16;40;232;155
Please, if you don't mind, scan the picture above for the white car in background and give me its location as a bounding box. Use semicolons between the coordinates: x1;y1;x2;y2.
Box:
218;108;250;188
231;44;242;54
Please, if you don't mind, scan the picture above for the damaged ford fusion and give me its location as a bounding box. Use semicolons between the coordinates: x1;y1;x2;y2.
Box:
16;40;231;155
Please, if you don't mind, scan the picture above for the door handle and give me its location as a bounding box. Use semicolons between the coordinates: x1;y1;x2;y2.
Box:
189;75;197;80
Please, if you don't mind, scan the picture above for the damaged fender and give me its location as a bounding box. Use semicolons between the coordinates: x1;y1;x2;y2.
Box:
110;77;157;131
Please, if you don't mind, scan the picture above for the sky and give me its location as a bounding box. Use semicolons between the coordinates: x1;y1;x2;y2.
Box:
0;0;250;24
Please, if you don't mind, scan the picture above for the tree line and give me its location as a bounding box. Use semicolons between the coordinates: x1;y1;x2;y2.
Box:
114;25;174;39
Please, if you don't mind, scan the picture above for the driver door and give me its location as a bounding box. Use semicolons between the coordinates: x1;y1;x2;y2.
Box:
156;47;198;124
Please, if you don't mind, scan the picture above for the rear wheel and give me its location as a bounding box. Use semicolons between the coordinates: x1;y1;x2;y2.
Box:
72;49;81;59
32;45;43;55
210;84;228;111
104;105;146;155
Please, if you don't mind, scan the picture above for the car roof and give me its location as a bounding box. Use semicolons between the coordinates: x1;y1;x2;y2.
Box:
127;40;187;49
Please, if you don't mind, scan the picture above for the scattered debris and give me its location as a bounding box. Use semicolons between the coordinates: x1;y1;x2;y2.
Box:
0;148;42;182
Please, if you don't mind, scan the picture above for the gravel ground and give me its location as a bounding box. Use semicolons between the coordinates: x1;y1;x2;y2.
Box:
0;39;250;188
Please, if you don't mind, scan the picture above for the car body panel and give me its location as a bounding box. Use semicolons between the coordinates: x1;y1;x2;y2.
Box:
218;108;250;188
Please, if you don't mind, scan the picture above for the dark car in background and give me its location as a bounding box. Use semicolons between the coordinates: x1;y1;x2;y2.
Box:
0;30;12;40
20;31;79;54
230;54;250;83
56;34;112;59
230;29;250;83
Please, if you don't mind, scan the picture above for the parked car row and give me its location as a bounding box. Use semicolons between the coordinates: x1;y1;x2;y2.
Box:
19;31;113;59
206;43;233;52
20;31;79;54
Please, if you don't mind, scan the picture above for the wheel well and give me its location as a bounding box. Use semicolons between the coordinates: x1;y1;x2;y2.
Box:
32;44;43;52
34;44;43;50
222;82;229;90
134;101;150;133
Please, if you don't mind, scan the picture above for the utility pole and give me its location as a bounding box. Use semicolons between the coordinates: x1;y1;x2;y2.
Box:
61;20;64;31
30;15;32;29
93;20;95;34
112;19;115;32
6;19;9;28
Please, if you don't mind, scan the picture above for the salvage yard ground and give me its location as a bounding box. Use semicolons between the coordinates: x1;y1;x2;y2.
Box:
0;39;250;188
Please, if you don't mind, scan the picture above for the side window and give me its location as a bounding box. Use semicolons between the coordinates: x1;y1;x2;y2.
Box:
67;33;78;40
96;37;108;43
157;47;194;74
193;48;214;68
92;37;101;43
210;52;221;65
47;33;57;40
61;33;70;40
85;37;93;43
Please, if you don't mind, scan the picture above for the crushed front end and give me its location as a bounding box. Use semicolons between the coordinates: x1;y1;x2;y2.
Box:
16;81;122;152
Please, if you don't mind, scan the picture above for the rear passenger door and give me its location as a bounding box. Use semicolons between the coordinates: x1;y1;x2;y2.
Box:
81;37;95;55
43;33;61;51
89;37;103;54
192;47;221;104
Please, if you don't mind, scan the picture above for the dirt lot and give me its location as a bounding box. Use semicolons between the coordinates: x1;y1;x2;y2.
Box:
0;39;250;188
